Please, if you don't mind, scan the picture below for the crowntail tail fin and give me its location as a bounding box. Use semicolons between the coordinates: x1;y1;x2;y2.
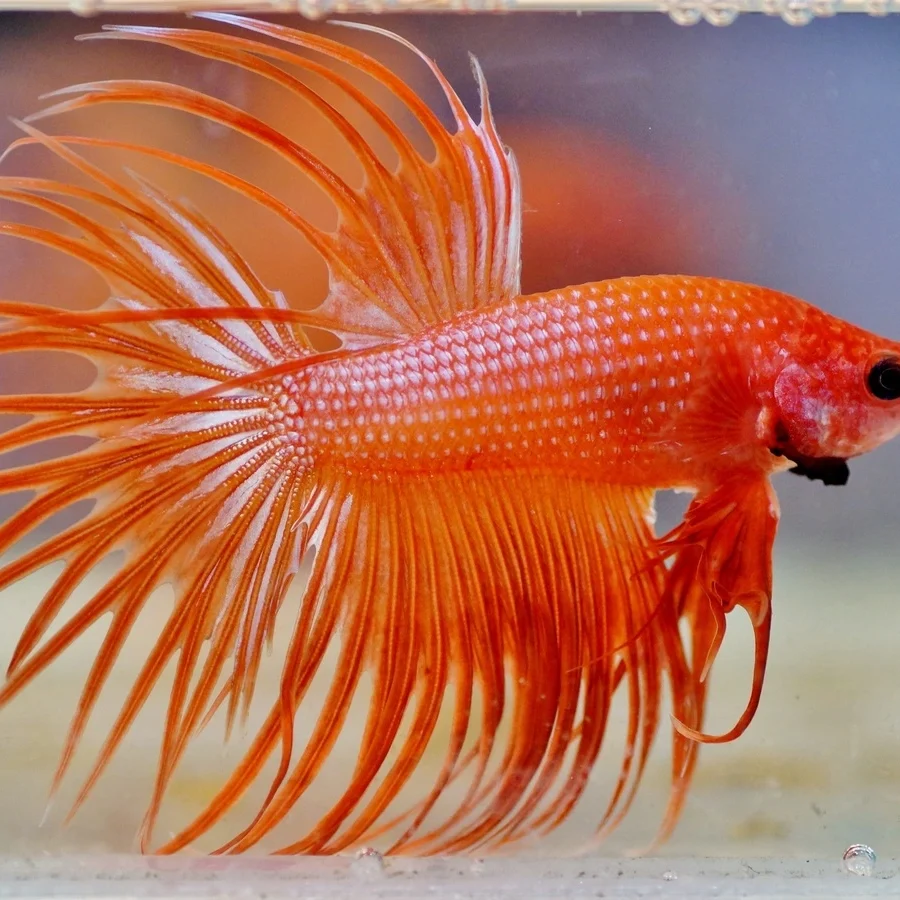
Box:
0;17;713;855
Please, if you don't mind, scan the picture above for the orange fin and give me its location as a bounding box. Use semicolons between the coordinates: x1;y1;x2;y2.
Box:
0;396;701;852
652;325;761;472
10;15;521;348
0;19;704;858
141;473;700;855
0;177;325;817
659;476;778;746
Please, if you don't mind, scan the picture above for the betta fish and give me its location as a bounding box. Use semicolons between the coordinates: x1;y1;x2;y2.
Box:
0;15;898;856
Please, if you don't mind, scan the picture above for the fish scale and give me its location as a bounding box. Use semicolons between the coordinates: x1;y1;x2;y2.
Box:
289;276;753;480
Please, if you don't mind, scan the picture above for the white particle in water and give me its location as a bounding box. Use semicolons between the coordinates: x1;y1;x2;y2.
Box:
351;847;386;879
842;843;876;877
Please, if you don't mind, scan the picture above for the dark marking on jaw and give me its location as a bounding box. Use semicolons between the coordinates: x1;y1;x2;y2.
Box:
767;418;849;486
786;456;850;486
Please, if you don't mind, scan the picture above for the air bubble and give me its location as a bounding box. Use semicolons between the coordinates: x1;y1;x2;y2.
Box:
69;0;100;14
351;848;386;879
667;2;704;24
781;1;815;23
761;0;815;22
296;0;329;19
704;2;740;24
842;843;876;877
662;870;678;881
810;0;837;15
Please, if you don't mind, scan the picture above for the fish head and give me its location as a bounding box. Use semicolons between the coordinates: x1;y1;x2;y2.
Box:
767;312;900;474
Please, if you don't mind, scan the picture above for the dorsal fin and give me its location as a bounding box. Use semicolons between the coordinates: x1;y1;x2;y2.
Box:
16;15;521;348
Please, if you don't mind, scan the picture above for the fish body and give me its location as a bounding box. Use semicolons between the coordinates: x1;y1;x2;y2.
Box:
1;16;900;856
291;276;896;486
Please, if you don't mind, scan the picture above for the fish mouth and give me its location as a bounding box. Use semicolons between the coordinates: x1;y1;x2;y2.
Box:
770;445;850;486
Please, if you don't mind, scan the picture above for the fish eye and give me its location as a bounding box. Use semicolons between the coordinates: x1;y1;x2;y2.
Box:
867;356;900;401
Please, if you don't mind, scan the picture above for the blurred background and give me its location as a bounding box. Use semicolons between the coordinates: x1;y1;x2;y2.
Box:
1;10;900;861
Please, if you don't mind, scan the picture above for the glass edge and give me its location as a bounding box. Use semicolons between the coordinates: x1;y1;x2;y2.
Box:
0;0;896;23
0;855;897;897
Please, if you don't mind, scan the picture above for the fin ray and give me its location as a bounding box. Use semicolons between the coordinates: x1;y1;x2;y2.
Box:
130;472;703;855
661;477;778;747
9;15;521;348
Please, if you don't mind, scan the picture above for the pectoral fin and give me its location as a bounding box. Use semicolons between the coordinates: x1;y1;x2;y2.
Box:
658;476;779;745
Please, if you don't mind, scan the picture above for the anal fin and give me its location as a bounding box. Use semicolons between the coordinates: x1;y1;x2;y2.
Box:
138;470;703;855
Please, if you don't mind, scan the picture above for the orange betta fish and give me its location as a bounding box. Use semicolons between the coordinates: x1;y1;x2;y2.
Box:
1;15;899;857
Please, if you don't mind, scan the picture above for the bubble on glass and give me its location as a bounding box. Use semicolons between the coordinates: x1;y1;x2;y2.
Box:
760;0;814;23
351;847;386;879
780;1;816;24
296;0;329;20
666;2;704;25
842;844;876;877
810;0;838;15
662;869;678;881
704;2;740;25
69;0;100;15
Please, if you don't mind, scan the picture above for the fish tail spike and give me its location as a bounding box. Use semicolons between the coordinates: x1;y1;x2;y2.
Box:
0;194;329;817
0;56;347;834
